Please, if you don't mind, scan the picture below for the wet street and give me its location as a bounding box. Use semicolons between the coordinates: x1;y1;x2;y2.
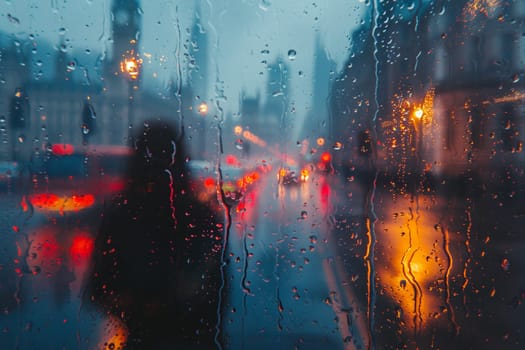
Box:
1;165;525;349
222;169;368;349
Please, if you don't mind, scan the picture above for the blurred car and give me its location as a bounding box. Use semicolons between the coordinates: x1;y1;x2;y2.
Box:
187;160;263;209
28;143;133;213
18;144;133;299
277;165;309;185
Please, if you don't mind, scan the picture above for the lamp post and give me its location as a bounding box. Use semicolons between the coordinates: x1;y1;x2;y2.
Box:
412;106;424;172
120;55;141;145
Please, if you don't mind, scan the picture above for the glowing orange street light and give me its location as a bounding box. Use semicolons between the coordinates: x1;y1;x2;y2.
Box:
414;107;424;120
120;56;141;80
234;125;243;136
198;102;208;115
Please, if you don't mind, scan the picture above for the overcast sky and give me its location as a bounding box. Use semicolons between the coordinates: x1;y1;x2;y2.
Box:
0;0;366;120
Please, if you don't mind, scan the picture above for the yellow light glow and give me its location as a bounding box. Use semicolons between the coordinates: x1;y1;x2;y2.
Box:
29;193;95;213
374;195;459;336
242;130;267;147
120;57;141;80
414;108;424;119
98;315;128;350
234;126;243;136
317;137;325;146
300;168;309;182
198;103;208;115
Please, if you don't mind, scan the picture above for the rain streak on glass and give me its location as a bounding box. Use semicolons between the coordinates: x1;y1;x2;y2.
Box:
0;1;523;350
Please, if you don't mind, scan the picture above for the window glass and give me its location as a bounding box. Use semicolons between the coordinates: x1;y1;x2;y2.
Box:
0;1;524;349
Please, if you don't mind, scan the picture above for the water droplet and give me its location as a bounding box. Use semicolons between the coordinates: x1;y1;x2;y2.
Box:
332;141;343;150
235;139;244;150
300;210;308;219
400;279;407;289
81;124;91;135
298;70;304;77
260;49;270;55
512;74;520;83
287;49;297;60
501;258;510;271
59;27;66;35
7;14;20;24
66;61;76;71
17;135;25;143
259;0;271;11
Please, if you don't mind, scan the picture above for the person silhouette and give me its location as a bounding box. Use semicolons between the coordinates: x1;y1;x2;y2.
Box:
85;119;223;349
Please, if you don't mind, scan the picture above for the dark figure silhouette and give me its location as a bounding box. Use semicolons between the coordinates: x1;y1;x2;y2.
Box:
85;120;223;349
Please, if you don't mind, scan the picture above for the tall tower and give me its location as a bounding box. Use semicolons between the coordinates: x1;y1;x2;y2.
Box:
309;34;337;139
107;0;142;82
188;3;209;101
186;3;210;159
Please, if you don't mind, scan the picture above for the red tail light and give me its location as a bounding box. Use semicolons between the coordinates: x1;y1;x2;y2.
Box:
320;152;331;163
51;144;74;156
70;235;94;265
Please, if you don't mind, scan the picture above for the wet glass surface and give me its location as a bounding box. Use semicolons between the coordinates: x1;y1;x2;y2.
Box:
1;0;524;349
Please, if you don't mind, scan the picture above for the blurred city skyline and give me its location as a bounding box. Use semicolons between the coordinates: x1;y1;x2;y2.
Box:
0;0;366;116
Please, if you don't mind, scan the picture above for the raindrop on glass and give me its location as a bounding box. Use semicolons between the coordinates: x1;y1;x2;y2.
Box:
287;49;297;61
259;0;271;11
66;61;76;71
235;139;244;150
332;141;343;150
501;258;510;271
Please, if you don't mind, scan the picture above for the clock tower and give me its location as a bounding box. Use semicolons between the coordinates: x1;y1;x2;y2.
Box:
107;0;142;81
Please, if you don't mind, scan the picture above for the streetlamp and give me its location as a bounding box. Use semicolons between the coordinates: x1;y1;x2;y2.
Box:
198;102;208;116
412;106;425;172
120;54;142;145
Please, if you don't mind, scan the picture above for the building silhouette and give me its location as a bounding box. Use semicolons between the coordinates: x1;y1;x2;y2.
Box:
0;0;213;163
330;0;525;182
